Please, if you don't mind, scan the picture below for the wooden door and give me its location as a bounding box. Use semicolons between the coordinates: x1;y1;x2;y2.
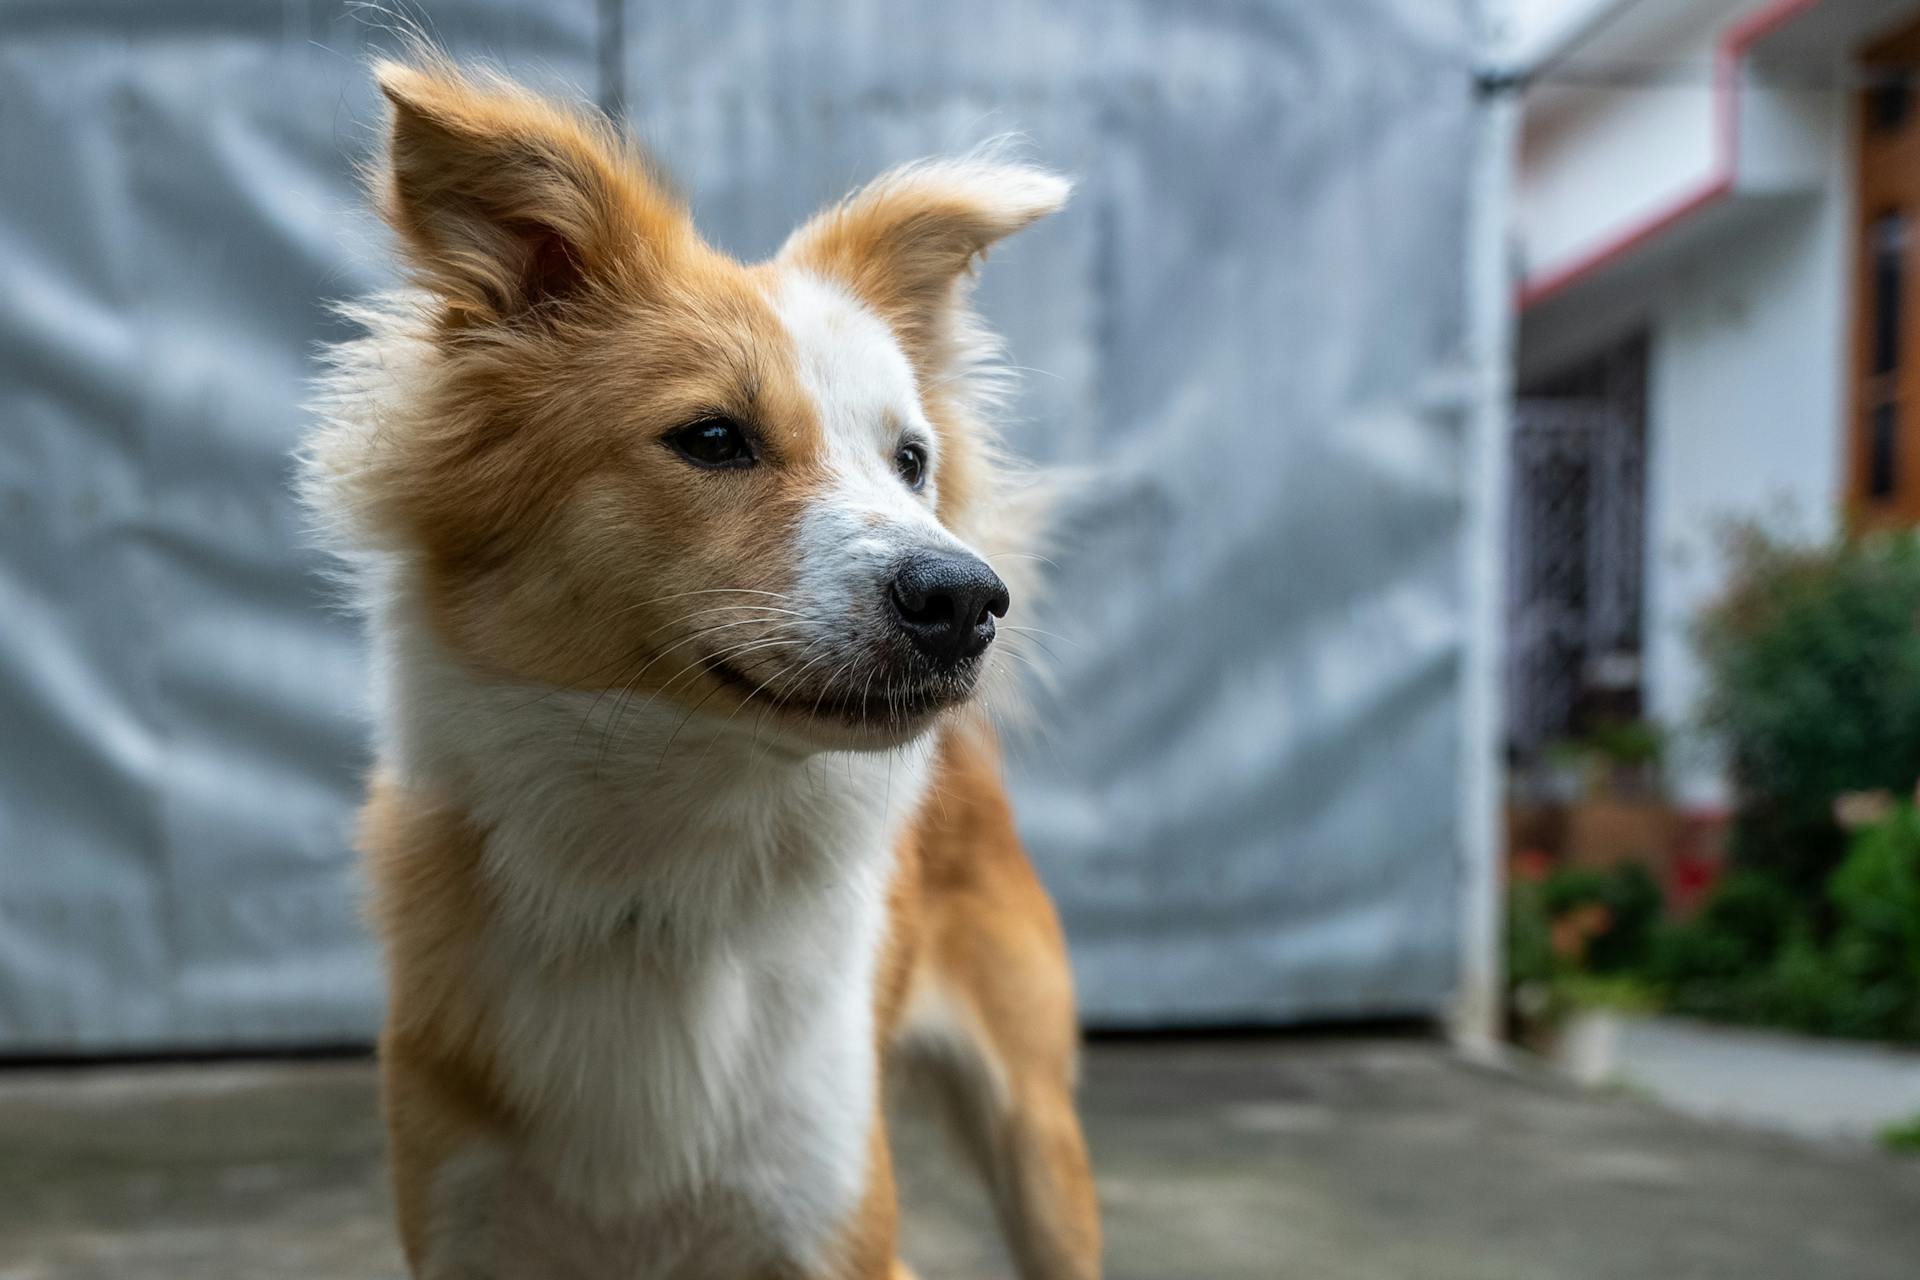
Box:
1853;19;1920;524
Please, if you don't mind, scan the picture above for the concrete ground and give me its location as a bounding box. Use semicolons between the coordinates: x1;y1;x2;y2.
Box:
3;1036;1918;1279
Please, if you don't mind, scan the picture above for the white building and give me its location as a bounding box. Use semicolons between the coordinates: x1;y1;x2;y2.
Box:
1504;0;1920;805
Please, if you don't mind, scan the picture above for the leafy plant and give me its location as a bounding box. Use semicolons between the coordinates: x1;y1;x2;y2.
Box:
1539;719;1666;801
1821;802;1920;1041
1695;525;1920;899
1830;801;1920;983
1582;719;1665;769
1540;864;1662;974
1506;863;1665;1041
1507;872;1556;990
1883;1112;1920;1155
1651;872;1797;992
1656;806;1920;1043
1550;971;1663;1015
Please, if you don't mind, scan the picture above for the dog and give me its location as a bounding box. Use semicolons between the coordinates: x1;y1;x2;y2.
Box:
301;54;1100;1279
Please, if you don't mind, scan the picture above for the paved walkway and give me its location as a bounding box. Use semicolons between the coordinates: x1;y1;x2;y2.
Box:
1557;1012;1920;1143
2;1037;1918;1279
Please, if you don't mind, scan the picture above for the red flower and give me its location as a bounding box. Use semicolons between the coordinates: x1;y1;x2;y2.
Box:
1511;849;1553;882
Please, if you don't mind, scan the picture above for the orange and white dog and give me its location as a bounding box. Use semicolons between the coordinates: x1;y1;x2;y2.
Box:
302;55;1100;1279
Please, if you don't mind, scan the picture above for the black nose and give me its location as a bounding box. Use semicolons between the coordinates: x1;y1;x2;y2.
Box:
888;551;1010;665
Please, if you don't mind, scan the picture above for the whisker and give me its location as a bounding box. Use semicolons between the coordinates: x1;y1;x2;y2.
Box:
508;605;801;715
987;550;1061;570
998;624;1081;649
573;615;788;753
807;652;863;726
589;625;811;771
596;587;797;626
602;630;807;750
692;635;836;771
1001;630;1067;667
653;678;733;773
622;605;806;651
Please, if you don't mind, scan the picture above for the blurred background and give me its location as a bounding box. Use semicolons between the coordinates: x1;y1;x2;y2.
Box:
1;1;1918;1277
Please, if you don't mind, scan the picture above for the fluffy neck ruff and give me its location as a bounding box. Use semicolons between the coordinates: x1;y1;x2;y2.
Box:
370;578;935;963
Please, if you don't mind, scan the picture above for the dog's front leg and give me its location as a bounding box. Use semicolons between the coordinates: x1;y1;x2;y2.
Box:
814;1113;910;1280
381;1044;520;1279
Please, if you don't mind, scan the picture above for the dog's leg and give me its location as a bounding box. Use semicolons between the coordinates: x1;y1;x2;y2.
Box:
905;962;1101;1280
903;726;1102;1280
382;1049;511;1279
825;1107;910;1280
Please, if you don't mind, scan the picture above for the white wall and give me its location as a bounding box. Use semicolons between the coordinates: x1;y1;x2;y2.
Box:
1641;108;1852;804
1513;0;1770;293
1518;59;1720;284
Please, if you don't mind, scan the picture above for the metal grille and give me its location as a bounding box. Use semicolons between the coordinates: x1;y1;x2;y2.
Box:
1506;398;1645;756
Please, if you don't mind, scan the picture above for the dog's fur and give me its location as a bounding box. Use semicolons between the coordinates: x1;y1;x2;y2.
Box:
302;55;1099;1279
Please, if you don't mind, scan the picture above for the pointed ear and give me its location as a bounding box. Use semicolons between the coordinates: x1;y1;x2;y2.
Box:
373;59;688;322
779;157;1069;368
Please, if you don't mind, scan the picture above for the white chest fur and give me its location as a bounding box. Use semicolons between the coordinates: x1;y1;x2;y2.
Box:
378;610;932;1273
482;840;888;1218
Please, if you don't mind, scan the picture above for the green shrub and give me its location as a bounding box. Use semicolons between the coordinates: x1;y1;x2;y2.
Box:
1550;971;1664;1015
1830;801;1920;978
1883;1113;1920;1155
1822;802;1920;1041
1506;863;1664;1041
1539;864;1662;974
1583;719;1664;769
1695;526;1920;898
1651;872;1796;989
1657;806;1920;1043
1506;875;1556;991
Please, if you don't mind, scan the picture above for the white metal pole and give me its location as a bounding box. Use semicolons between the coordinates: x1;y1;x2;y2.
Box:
1453;0;1521;1054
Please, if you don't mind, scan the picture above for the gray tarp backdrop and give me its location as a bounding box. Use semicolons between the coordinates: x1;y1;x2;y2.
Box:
0;1;1488;1050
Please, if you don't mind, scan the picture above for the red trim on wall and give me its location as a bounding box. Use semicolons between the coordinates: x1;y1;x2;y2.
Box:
1517;0;1825;310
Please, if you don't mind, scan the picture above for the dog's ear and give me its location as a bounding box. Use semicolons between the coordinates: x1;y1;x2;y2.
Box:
780;157;1069;375
373;59;688;323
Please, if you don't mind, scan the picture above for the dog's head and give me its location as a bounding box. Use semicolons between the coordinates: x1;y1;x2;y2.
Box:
306;60;1065;751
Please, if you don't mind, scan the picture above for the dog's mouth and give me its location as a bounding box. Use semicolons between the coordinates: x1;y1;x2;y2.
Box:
698;650;979;728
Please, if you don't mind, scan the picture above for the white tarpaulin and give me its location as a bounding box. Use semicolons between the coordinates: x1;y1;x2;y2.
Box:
0;0;1489;1049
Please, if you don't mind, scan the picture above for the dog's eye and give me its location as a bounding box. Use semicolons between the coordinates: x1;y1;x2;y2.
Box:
895;442;928;492
666;417;755;470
